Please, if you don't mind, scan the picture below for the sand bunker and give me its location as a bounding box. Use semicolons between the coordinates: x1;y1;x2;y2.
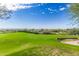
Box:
61;39;79;46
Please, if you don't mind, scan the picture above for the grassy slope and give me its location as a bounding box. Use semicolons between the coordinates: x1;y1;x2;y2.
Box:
0;32;79;56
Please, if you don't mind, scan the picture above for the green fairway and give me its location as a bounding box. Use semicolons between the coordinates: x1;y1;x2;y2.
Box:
0;32;79;56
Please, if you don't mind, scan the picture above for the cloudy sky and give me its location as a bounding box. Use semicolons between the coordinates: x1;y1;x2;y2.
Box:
0;2;76;29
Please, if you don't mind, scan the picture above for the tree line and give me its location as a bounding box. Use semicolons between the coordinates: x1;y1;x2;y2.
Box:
0;28;79;35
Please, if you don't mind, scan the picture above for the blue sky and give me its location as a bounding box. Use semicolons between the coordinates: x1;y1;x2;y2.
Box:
0;3;76;29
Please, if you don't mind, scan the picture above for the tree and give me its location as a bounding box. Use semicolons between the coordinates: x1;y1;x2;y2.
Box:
0;4;12;19
70;4;79;23
68;28;79;35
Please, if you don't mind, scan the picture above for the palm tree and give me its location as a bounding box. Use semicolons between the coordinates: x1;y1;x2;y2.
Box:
70;4;79;24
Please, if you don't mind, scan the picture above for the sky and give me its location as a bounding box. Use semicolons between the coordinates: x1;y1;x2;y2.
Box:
0;3;77;29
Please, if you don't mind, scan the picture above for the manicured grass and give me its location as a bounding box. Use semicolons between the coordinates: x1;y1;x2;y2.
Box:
0;32;79;56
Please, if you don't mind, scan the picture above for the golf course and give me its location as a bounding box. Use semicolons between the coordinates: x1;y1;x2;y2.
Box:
0;3;79;56
0;32;79;56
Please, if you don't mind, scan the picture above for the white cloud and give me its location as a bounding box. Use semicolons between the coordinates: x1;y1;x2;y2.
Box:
5;4;33;11
59;7;66;11
0;2;46;11
48;8;54;11
41;12;45;14
0;0;34;11
66;4;71;7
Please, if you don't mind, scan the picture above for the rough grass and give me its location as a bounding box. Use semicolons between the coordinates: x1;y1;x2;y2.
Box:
0;32;78;56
